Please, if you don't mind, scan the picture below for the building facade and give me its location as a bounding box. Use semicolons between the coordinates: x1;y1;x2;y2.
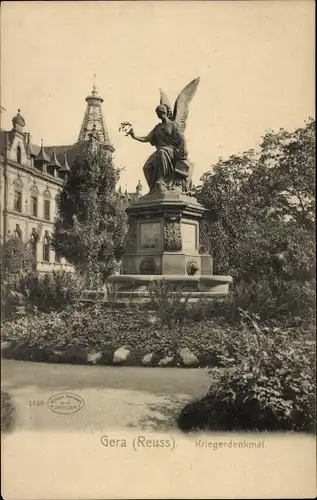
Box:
0;83;122;273
0;110;74;273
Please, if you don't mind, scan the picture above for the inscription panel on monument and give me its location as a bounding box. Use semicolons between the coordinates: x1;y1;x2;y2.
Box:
181;223;197;252
139;222;162;249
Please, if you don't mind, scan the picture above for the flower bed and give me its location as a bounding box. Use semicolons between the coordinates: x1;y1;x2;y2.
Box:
1;305;315;370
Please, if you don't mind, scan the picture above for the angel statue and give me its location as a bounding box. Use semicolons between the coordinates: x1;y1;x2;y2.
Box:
119;78;200;193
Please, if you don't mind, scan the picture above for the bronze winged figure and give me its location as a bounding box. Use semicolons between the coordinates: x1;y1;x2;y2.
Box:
120;78;200;193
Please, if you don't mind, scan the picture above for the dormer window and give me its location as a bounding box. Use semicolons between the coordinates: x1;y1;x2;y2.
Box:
17;144;22;163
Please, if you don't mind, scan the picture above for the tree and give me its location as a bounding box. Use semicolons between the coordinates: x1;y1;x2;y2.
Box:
197;119;315;284
248;118;315;230
0;236;35;284
53;145;127;286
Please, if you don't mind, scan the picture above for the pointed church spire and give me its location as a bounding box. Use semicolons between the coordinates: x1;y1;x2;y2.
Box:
77;75;114;153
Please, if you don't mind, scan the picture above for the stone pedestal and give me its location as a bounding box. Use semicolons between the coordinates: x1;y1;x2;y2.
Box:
107;183;232;303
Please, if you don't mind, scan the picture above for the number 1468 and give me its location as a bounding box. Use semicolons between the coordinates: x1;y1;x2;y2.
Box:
28;400;45;406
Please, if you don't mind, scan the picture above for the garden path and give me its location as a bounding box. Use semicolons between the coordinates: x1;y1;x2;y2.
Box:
1;359;211;432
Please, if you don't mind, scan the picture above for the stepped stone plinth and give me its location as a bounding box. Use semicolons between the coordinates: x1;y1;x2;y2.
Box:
107;183;232;303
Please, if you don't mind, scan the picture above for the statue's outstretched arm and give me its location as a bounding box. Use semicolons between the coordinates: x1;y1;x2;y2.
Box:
131;134;149;143
129;128;151;143
129;128;152;142
119;122;151;143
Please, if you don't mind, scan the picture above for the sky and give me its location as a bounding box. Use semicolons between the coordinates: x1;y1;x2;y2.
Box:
1;1;315;191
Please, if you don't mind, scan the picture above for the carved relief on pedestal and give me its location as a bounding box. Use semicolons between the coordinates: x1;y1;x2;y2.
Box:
140;222;161;249
124;218;137;253
164;216;182;251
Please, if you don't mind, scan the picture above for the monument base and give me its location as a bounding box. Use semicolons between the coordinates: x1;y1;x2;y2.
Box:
107;274;232;304
107;183;232;305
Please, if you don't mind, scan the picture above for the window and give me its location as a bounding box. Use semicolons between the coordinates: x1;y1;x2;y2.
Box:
14;190;22;212
55;251;61;263
44;199;50;220
31;196;38;217
17;145;21;163
43;234;50;262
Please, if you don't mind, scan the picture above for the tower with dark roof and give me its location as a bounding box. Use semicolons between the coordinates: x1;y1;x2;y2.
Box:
59;151;71;180
34;139;50;172
47;146;62;177
12;109;26;134
77;75;114;153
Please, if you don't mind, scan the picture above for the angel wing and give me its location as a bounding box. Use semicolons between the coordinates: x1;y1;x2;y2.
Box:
159;88;173;118
172;77;200;134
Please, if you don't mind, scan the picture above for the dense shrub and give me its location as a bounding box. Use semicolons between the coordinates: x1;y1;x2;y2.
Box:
0;236;35;284
230;278;316;325
146;279;192;329
1;271;84;320
163;280;315;328
177;322;316;433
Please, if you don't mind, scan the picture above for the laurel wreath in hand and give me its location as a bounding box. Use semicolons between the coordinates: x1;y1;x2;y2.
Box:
119;122;133;136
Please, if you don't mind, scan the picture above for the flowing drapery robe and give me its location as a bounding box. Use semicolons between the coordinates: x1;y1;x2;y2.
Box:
143;121;189;191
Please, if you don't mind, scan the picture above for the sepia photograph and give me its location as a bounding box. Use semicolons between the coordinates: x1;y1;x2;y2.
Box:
1;1;316;498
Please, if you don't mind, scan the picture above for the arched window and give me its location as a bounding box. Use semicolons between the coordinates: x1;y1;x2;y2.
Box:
30;183;39;217
43;187;51;221
43;231;50;262
17;144;22;163
13;177;23;213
